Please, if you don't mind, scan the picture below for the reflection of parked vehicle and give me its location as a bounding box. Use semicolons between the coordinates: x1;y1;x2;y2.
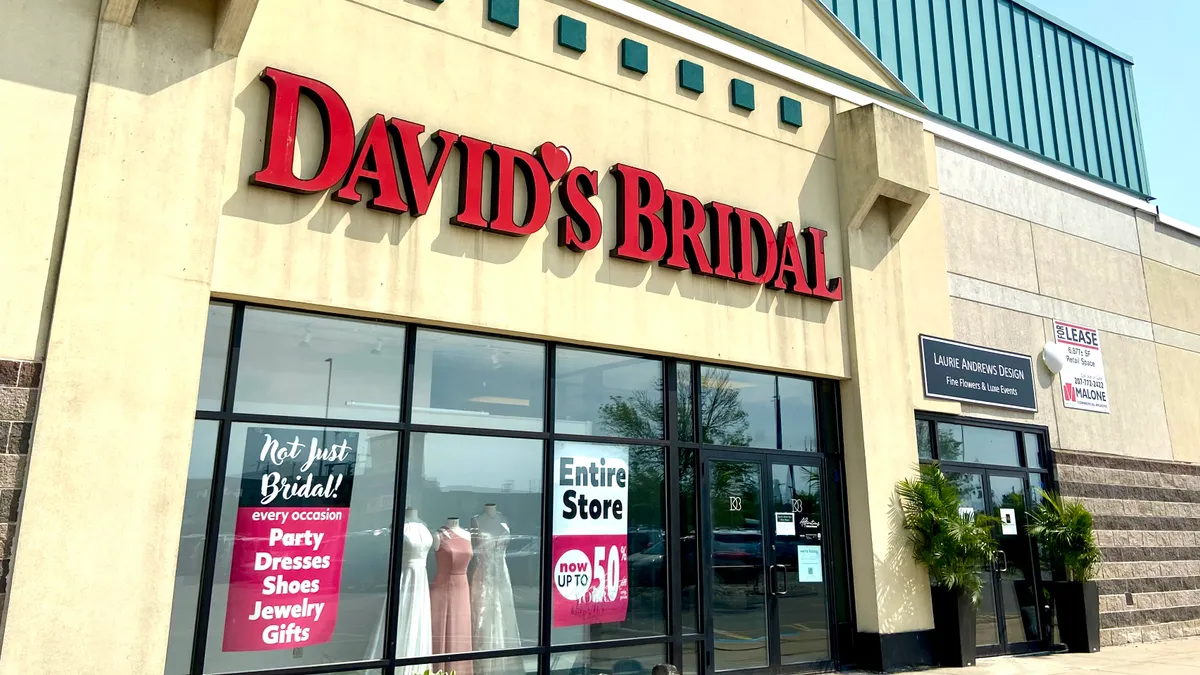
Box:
713;528;764;585
628;540;665;588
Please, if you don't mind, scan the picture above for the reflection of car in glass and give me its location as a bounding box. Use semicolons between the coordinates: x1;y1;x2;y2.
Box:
628;539;665;588
712;528;764;585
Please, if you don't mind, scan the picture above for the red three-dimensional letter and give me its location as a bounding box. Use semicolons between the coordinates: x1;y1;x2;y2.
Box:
489;144;552;236
802;226;843;301
662;191;713;275
451;136;492;229
390;119;459;216
771;222;814;295
610;164;668;262
332;114;408;212
703;202;739;281
732;209;778;285
558;167;603;251
251;67;356;194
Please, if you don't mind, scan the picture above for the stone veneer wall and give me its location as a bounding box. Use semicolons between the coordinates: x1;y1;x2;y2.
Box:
0;360;38;614
1054;450;1200;646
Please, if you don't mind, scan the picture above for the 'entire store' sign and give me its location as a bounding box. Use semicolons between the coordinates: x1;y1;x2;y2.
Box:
250;68;842;302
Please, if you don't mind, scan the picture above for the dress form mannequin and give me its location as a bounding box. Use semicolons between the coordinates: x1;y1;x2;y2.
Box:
470;504;521;675
431;517;473;675
392;507;434;673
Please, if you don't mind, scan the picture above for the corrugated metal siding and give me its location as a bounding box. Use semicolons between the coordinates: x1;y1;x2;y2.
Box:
820;0;1150;195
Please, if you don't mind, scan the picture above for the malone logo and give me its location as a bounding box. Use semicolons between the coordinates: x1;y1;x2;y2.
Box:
250;67;842;302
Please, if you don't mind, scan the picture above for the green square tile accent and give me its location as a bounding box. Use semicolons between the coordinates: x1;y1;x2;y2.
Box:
779;96;803;127
731;79;755;111
556;15;586;52
678;60;704;94
620;38;648;74
488;0;519;29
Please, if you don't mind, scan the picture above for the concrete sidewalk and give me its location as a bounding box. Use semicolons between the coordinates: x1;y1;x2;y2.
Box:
854;637;1200;675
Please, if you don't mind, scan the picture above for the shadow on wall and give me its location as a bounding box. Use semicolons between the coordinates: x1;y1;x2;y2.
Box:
878;490;928;632
221;68;838;319
91;0;235;96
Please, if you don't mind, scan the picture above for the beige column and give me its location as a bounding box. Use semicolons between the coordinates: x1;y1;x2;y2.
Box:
833;104;956;646
0;2;237;673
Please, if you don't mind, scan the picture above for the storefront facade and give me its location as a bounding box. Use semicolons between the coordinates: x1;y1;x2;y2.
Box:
2;1;1199;674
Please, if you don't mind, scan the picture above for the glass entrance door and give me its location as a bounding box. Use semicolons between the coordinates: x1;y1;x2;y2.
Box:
703;454;831;675
987;472;1044;654
943;468;1045;656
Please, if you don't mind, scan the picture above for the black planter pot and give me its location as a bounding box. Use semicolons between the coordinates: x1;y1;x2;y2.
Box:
931;586;977;667
1052;580;1101;653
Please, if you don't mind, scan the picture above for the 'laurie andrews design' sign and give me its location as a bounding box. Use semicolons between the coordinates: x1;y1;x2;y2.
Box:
248;68;842;303
223;428;358;652
920;335;1037;412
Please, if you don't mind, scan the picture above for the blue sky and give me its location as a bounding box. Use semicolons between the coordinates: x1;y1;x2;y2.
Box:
1030;0;1200;224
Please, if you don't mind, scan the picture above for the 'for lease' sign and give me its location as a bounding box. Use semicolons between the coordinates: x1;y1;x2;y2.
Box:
1053;321;1110;414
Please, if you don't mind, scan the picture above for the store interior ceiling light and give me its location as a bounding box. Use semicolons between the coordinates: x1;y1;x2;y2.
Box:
469;396;531;406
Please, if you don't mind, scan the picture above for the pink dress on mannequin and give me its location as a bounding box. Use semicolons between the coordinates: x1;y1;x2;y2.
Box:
430;528;473;675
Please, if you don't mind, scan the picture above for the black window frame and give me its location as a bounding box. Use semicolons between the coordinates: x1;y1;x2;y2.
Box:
175;300;843;675
914;412;1055;482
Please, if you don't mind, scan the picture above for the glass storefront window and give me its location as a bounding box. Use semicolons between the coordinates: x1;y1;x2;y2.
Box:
548;643;665;675
778;376;817;452
554;349;663;439
1023;432;1043;469
915;420;933;460
402;433;544;660
234;308;407;422
163;420;220;675
197;305;233;411
171;303;841;675
679;448;699;634
676;363;694;442
550;442;666;644
401;657;535;675
935;423;965;461
203;424;398;673
700;367;774;448
412;330;545;432
963;425;1020;466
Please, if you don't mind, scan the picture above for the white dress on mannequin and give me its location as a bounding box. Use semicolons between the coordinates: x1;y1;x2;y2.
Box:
396;512;434;674
470;505;521;675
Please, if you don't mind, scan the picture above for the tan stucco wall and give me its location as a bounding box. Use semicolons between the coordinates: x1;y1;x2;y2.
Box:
0;0;236;672
833;106;945;635
936;136;1200;464
0;0;99;361
213;0;848;377
1049;327;1172;460
1145;258;1200;336
942;195;1039;293
948;298;1060;445
1157;344;1200;464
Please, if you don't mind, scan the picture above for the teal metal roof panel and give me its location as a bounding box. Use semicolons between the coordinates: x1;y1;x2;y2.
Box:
818;0;1150;196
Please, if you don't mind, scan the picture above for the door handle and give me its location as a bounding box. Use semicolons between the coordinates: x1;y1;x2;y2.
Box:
771;564;788;596
995;550;1009;573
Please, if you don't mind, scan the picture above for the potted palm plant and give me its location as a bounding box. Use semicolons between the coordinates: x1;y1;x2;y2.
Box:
1027;490;1102;653
897;463;998;668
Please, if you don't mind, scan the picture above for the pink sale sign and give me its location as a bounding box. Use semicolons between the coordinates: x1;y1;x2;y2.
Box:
551;446;629;628
222;428;358;652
